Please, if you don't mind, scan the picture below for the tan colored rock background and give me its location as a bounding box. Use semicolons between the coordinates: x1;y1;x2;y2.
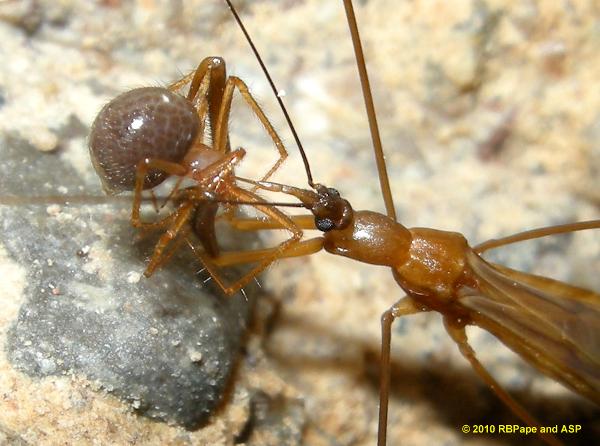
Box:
0;0;598;445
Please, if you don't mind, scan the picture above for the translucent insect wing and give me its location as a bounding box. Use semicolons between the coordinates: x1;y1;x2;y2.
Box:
460;250;600;405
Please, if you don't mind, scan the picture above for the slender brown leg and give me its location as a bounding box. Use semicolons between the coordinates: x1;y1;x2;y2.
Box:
187;57;227;142
134;62;215;228
210;237;324;267
224;214;317;231
168;57;228;153
188;186;304;296
196;149;246;189
133;212;178;244
131;158;187;230
443;318;562;446
137;148;246;276
147;225;191;273
213;76;288;183
168;68;196;94
378;297;423;446
157;175;185;211
131;160;185;249
473;220;600;254
128;188;165;240
167;57;225;109
144;201;195;277
131;147;242;227
181;57;236;224
129;187;177;243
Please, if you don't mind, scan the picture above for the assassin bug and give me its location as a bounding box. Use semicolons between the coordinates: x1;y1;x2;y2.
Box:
218;1;600;444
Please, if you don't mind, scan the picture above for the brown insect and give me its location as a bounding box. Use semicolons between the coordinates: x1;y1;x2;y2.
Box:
218;1;600;445
87;56;304;295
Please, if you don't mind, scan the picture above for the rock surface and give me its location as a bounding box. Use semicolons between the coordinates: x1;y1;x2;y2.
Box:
0;0;598;445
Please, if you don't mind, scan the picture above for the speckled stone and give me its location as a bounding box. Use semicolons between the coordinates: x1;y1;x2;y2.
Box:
0;134;257;429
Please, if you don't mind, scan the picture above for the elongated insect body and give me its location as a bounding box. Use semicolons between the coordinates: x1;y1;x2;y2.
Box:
222;1;600;444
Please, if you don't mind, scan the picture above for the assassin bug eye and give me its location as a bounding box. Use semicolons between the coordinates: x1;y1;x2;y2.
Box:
315;217;336;232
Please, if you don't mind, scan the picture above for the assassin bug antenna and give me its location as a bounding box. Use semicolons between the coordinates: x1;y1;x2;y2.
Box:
341;0;396;221
224;0;315;188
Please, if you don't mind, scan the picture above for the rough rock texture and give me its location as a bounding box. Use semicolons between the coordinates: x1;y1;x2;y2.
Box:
2;199;253;430
0;0;598;445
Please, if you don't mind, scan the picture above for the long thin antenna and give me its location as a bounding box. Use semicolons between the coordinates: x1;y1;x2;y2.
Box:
224;0;315;188
342;0;397;221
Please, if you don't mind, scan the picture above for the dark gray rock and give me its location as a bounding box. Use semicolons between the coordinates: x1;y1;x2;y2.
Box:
0;134;258;429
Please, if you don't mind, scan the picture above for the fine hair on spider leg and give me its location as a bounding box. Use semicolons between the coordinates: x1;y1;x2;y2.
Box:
87;54;316;296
